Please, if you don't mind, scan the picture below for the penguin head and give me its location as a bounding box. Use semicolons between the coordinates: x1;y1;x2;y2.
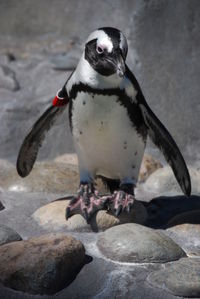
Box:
84;27;128;78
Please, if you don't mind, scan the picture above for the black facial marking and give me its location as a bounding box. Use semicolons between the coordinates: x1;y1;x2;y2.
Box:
68;81;147;140
98;27;128;60
83;101;86;105
85;27;127;77
85;39;116;76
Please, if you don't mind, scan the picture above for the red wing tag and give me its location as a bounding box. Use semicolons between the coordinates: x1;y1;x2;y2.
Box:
52;95;69;106
52;89;69;107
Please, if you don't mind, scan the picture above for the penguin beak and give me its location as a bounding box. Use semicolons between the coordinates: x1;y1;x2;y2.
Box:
116;54;126;78
105;53;126;78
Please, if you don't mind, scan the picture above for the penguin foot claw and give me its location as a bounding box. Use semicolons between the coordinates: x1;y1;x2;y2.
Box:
107;190;135;216
65;184;108;224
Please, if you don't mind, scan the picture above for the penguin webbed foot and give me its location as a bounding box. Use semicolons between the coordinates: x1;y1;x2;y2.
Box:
65;184;107;224
107;187;135;216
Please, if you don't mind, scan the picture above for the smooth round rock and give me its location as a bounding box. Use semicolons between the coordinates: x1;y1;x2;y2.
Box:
142;166;200;196
0;224;22;246
166;223;200;256
0;160;79;193
33;199;147;232
138;154;163;183
147;258;200;297
0;233;85;295
97;223;186;263
54;153;78;165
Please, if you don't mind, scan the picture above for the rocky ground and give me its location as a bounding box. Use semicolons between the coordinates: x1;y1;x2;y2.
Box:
0;155;200;299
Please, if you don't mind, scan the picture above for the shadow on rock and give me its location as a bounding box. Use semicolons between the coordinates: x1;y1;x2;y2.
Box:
144;195;200;229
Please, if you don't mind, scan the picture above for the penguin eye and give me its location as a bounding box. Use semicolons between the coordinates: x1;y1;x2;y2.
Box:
96;46;104;55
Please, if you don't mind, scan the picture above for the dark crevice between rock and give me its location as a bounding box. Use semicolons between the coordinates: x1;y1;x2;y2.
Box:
143;195;200;229
0;201;5;211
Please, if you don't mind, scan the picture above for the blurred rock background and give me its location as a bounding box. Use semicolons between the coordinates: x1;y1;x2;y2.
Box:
0;0;199;166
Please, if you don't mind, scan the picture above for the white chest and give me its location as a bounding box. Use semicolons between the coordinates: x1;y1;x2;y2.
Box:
71;91;145;181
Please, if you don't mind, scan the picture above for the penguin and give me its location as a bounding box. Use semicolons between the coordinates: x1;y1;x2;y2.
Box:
17;27;191;223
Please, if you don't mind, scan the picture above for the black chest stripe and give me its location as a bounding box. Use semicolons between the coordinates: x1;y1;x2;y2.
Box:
68;82;147;140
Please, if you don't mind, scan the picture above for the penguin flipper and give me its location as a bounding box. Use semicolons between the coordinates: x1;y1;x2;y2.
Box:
140;103;191;196
16;106;66;177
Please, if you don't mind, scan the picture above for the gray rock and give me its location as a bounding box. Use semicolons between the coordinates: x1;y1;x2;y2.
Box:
0;159;79;194
0;59;74;162
0;65;20;91
97;223;185;263
166;223;200;257
50;48;80;71
141;166;200;197
0;225;22;245
147;257;200;298
138;154;163;183
33;199;147;232
0;192;59;238
54;153;78;165
0;233;85;295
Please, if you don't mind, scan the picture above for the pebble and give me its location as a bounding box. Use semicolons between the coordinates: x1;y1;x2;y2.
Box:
97;223;185;263
0;233;85;295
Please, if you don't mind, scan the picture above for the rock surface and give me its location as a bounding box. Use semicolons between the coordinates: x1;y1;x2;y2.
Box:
0;160;79;193
1;191;200;298
97;223;185;263
0;155;162;194
0;224;22;246
147;258;200;298
166;223;200;257
0;233;85;295
138;154;163;183
141;166;200;197
0;65;20;91
33;199;147;232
